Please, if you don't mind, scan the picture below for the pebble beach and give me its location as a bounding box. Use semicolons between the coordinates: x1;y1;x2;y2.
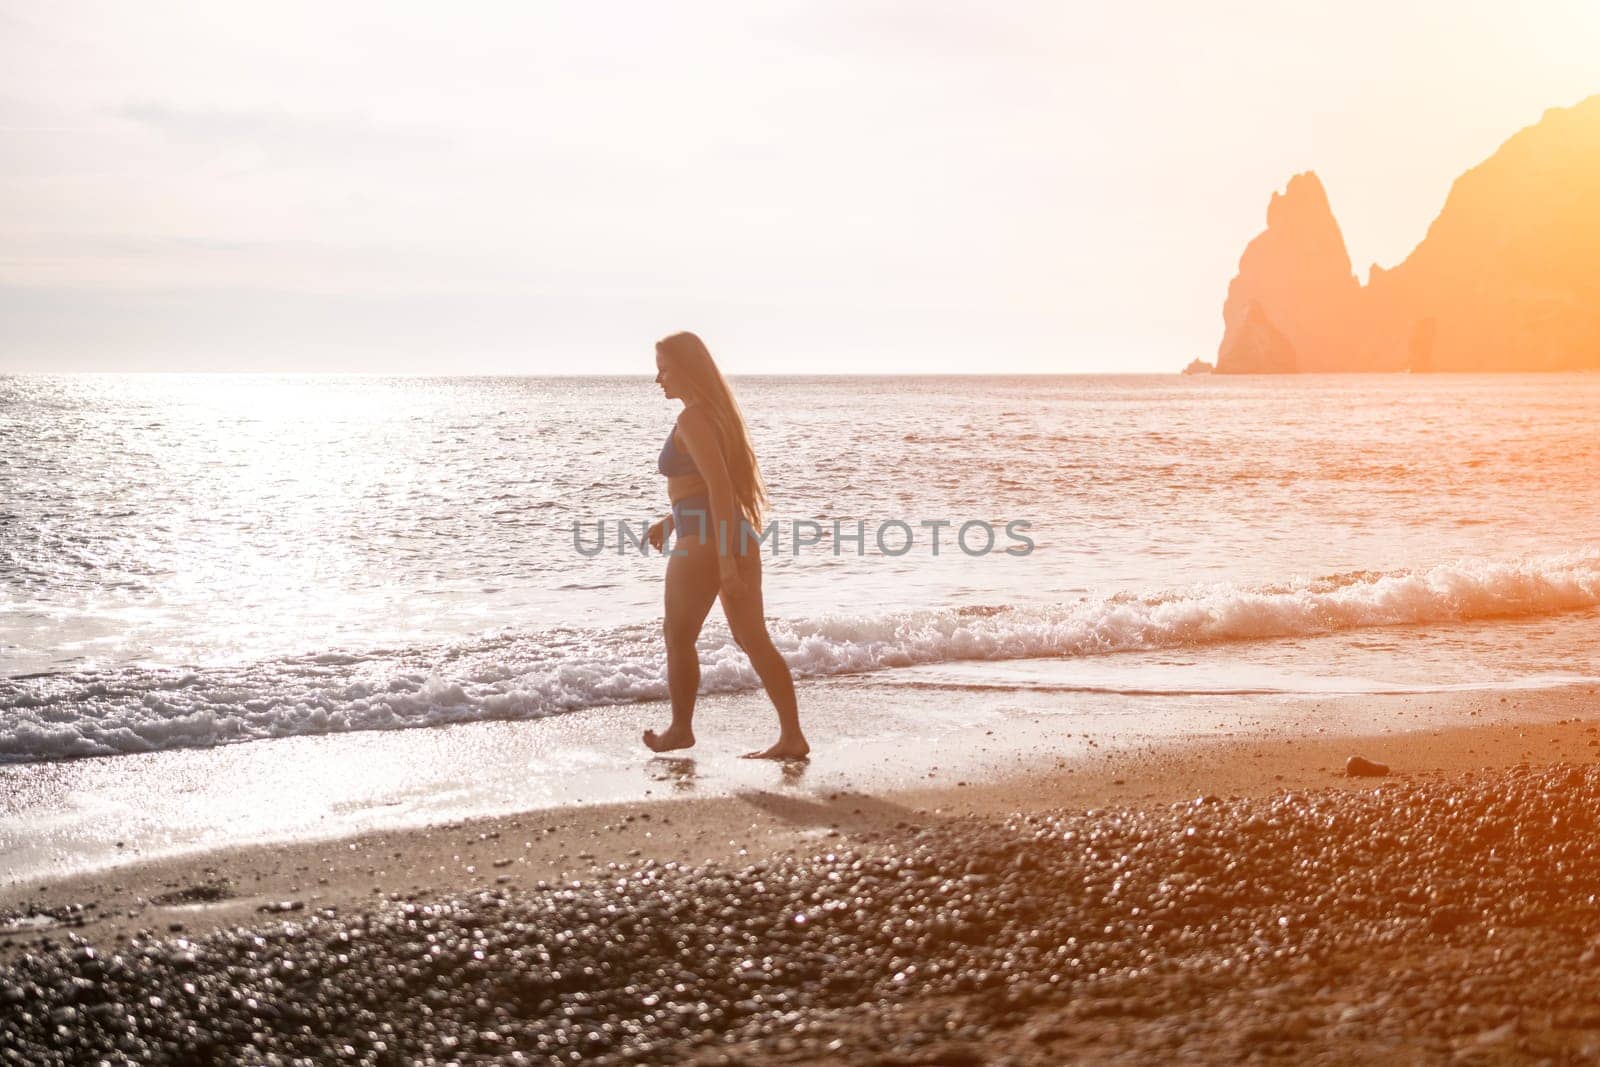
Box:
7;697;1600;1065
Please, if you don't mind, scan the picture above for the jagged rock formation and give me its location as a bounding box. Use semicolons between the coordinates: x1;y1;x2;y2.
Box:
1182;358;1215;375
1217;173;1363;373
1215;94;1600;373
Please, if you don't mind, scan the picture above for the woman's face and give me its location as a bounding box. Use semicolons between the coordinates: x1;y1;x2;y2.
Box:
655;351;689;401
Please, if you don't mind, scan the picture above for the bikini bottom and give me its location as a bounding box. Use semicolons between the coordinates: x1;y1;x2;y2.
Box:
670;494;712;541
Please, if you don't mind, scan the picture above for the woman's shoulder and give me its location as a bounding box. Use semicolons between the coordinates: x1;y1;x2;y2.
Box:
677;404;720;434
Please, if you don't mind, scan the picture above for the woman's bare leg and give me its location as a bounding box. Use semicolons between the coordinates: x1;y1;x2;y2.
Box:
719;547;809;759
644;536;720;752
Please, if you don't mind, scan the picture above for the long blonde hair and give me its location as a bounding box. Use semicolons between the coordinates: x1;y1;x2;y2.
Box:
657;331;770;527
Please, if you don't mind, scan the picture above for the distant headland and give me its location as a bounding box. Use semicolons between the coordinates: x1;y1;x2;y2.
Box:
1209;94;1600;373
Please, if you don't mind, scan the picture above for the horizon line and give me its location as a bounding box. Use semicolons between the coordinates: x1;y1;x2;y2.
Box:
0;369;1190;378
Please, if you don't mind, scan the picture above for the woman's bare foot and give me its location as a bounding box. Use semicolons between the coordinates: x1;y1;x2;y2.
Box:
742;737;810;761
643;725;695;752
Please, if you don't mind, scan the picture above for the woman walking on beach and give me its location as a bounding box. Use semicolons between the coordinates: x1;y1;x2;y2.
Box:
643;331;809;760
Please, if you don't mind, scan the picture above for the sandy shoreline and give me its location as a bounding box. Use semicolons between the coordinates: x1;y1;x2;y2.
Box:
6;684;1600;1064
6;684;1597;961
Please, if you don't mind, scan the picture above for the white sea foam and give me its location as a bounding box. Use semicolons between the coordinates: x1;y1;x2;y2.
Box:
3;551;1598;763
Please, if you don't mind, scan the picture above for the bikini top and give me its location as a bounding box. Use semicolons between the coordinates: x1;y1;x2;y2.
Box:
657;412;721;480
658;425;697;478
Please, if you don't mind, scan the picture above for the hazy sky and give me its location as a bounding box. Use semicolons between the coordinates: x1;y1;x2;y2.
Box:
3;1;1598;374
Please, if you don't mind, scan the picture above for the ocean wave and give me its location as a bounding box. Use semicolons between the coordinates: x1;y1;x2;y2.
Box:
3;550;1598;763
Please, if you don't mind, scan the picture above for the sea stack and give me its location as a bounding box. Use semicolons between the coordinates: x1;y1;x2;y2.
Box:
1216;172;1363;374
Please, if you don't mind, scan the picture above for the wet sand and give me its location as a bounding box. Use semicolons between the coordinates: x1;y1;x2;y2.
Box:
5;687;1600;1062
4;671;1585;884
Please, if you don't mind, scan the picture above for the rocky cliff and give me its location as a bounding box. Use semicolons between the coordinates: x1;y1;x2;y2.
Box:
1217;172;1364;372
1215;94;1600;373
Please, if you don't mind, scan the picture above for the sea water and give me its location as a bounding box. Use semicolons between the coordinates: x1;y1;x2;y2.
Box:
3;372;1599;764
